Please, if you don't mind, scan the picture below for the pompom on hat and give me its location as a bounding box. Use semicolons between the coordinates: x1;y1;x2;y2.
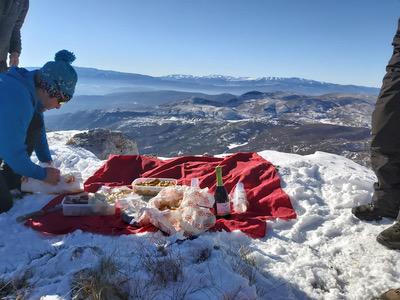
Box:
38;50;78;101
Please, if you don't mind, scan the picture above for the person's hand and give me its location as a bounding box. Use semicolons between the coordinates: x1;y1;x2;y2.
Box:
41;161;54;168
9;52;20;67
64;174;76;183
43;167;61;185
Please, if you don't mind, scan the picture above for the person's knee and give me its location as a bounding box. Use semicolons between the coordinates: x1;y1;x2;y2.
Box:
0;162;21;190
0;171;14;213
0;193;13;213
0;61;7;73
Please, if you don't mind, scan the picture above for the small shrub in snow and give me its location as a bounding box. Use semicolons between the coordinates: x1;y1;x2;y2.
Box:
194;247;212;264
143;253;183;286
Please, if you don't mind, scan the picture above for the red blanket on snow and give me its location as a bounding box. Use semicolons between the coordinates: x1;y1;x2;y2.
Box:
26;152;296;238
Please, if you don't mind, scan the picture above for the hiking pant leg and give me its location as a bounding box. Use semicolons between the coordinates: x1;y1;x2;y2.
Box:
0;160;21;190
0;162;13;213
0;61;7;72
370;19;400;215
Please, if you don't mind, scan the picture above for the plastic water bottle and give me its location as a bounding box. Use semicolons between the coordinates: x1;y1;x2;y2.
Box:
232;182;248;213
191;177;200;188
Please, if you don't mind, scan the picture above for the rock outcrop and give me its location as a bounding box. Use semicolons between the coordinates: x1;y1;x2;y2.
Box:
67;129;139;159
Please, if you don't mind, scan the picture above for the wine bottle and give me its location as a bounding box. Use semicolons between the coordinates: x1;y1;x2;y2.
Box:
214;166;231;218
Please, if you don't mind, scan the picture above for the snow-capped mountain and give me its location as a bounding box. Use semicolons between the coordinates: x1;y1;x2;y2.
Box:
161;74;331;84
161;74;263;81
70;67;380;96
1;131;398;299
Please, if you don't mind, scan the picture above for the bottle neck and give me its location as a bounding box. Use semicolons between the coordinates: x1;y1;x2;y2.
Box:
216;166;223;186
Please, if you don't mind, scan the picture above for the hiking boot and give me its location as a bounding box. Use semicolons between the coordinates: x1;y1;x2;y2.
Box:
377;288;400;300
376;222;400;250
352;203;383;221
351;202;398;221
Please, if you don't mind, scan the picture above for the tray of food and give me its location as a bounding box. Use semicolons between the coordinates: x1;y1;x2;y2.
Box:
131;178;177;196
62;192;115;216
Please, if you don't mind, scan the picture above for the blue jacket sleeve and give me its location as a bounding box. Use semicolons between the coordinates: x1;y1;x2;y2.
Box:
33;113;52;163
0;92;46;180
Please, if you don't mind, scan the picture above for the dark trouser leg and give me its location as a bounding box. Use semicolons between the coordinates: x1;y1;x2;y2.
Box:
0;61;7;73
0;160;22;190
370;19;400;217
0;162;13;213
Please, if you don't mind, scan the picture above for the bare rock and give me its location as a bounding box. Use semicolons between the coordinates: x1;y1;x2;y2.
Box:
67;129;139;159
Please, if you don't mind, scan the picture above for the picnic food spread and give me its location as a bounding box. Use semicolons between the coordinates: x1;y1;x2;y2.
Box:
24;153;296;239
21;161;255;237
56;170;243;235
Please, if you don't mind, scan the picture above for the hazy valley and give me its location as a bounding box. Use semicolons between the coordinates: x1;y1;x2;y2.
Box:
45;69;377;167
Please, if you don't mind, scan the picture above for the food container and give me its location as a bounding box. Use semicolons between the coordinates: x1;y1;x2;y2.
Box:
132;178;177;196
62;193;115;216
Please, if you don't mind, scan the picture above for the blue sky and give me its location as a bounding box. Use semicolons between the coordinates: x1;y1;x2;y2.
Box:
22;0;399;87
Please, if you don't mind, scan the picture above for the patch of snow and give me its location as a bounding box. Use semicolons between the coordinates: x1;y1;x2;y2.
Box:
0;133;398;299
227;142;249;150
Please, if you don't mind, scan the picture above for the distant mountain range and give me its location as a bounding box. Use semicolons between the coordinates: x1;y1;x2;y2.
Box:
70;67;380;96
46;90;237;115
46;88;378;116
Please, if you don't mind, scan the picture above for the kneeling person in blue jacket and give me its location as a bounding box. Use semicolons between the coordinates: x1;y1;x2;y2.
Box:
0;50;77;213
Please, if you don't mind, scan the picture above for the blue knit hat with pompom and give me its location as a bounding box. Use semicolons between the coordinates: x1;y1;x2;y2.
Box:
39;50;78;100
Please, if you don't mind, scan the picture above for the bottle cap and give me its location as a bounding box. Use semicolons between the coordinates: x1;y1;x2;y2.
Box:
236;182;244;191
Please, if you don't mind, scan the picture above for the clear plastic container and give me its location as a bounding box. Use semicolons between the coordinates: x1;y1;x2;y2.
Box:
131;178;177;196
62;194;115;216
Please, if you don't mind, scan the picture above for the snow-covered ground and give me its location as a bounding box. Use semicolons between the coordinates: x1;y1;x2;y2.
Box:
227;142;248;150
1;131;399;300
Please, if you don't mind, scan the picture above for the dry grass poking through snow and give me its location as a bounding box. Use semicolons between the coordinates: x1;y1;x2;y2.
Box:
0;270;32;299
67;239;270;300
70;241;210;300
127;240;208;299
221;244;268;299
142;247;183;286
71;256;128;300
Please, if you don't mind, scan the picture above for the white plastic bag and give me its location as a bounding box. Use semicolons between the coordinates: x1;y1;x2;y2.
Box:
21;172;83;194
138;185;216;236
148;186;184;210
180;206;216;235
138;207;177;235
181;187;215;208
